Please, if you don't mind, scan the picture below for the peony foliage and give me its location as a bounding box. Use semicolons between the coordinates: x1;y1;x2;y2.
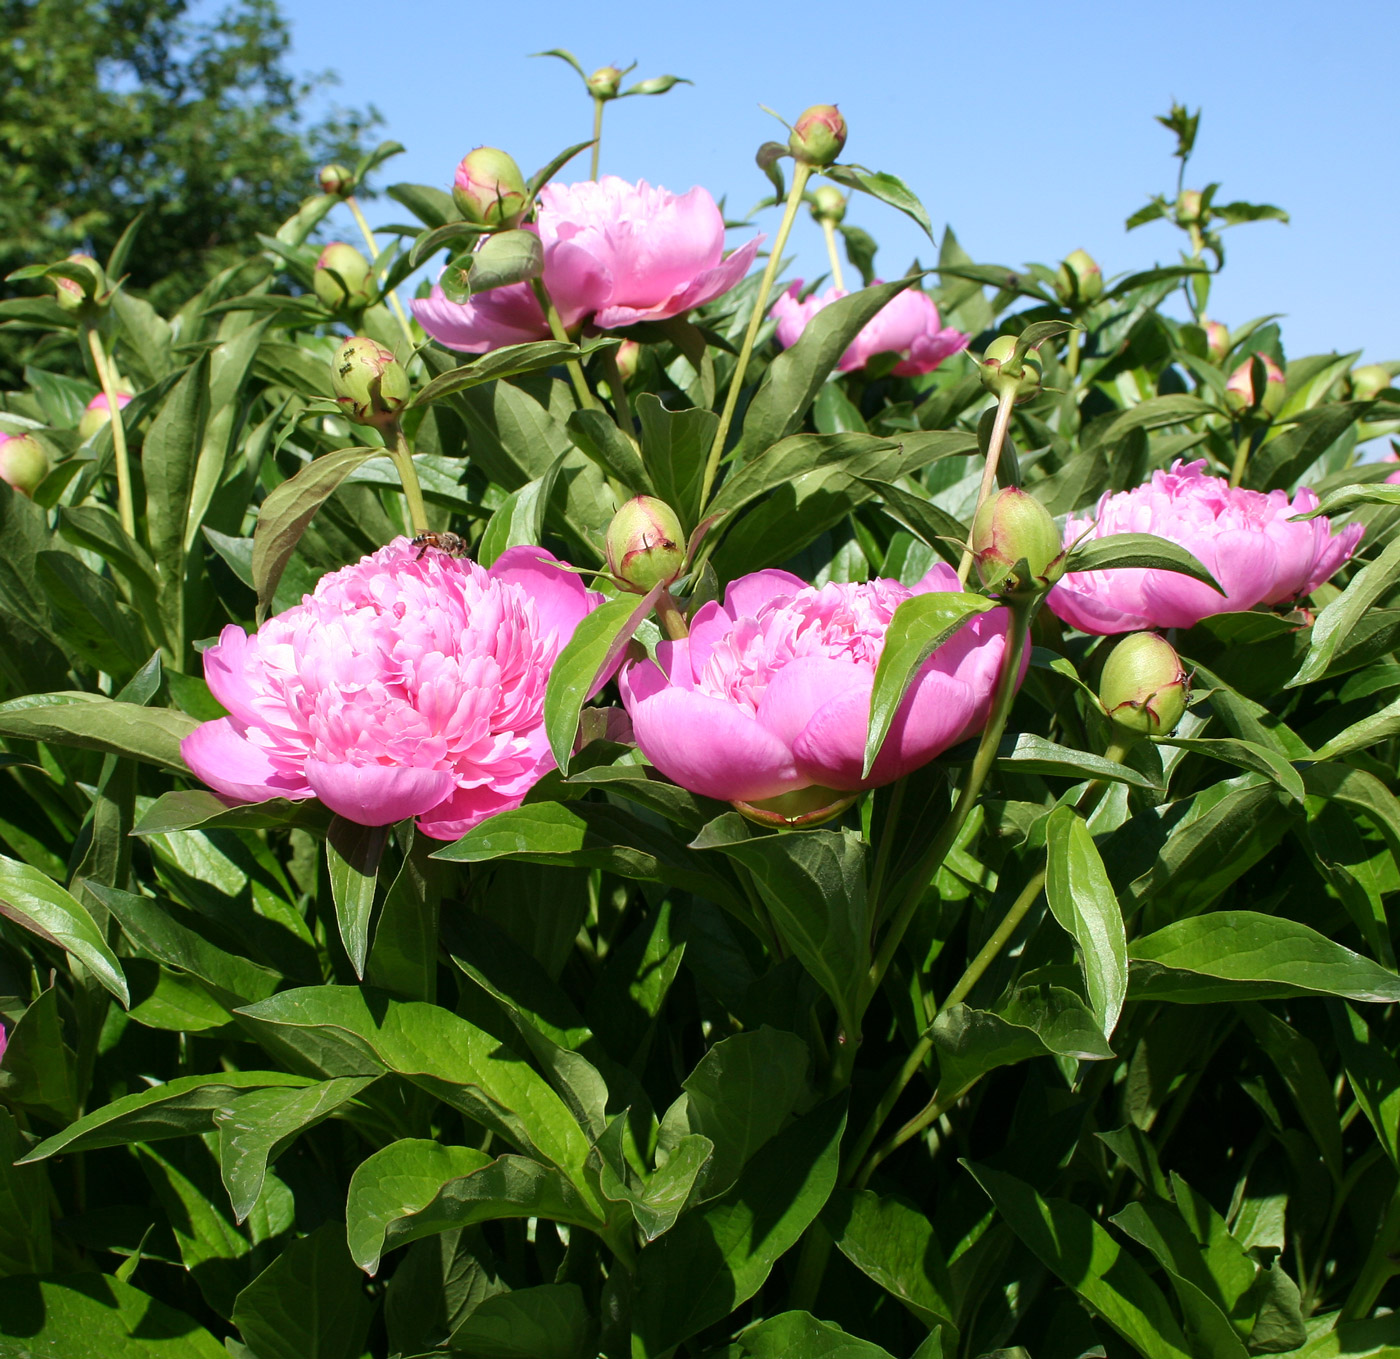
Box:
0;66;1397;1359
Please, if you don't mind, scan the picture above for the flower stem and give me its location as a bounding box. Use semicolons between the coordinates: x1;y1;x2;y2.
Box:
85;326;135;538
655;589;689;640
957;386;1018;586
821;218;846;292
532;279;602;412
386;421;430;536
346;194;416;348
1065;326;1082;381
590;99;604;180
1341;1184;1400;1321
600;343;635;437
699;161;813;511
1229;430;1251;488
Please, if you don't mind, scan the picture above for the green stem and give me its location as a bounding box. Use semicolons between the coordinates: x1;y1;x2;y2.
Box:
1229;430;1251;488
1065;326;1082;381
532;279;602;412
699;161;813;510
853;1084;960;1190
866;779;906;922
386;421;430;536
1341;1183;1400;1321
655;589;689;641
346;195;415;348
957;386;1018;586
821;218;846;292
85;327;136;538
600;343;635;437
590;99;604;181
944;866;1047;1013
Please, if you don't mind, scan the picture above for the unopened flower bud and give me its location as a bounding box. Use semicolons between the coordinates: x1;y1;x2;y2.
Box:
0;432;49;497
452;147;529;229
809;184;846;225
587;65;623;99
318;164;354;196
1098;632;1189;738
331;337;410;428
78;390;133;441
789;105;847;167
1350;364;1392;403
1176;189;1204;226
614;339;641;385
605;495;685;594
1054;248;1102;307
972;486;1062;592
54;254;103;313
313;242;374;312
1225;352;1286;416
979;334;1043;404
1203;319;1230;364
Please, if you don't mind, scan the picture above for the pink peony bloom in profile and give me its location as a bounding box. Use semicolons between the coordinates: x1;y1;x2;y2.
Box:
414;176;762;353
618;566;1019;812
181;539;602;839
1047;460;1363;635
769;280;970;376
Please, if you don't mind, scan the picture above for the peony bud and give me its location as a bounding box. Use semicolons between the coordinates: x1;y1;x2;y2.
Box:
605;495;686;594
1176;189;1204;226
452;147;529;229
809;184;847;225
1054;249;1103;307
0;432;49;497
1098;632;1189;737
318;164;354;196
972;486;1062;592
979;334;1043;404
53;254;103;313
1203;319;1230;364
78;390;132;441
789;104;847;167
587;65;624;99
614;339;641;385
1350;364;1393;403
331;337;410;428
313;242;374;313
1225;352;1286;416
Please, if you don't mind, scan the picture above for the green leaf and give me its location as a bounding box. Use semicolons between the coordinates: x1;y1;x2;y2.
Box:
995;733;1158;788
251;446;380;622
476;451;565;567
231;1223;373;1359
566;408;652;493
719;1311;900;1358
635;393;716;532
1311;693;1400;761
1064;532;1223;593
1329;1002;1400;1168
730;280;916;461
1284;1311;1400;1356
1289;534;1400;687
0;1110;52;1274
1045;806;1128;1039
235;987;597;1191
824;166;933;238
132;790;325;835
20;1071;313;1162
631;1099;847;1355
326;817;389;978
864;591;997;777
446;1283;593;1359
823;1189;957;1334
590;1119;713;1242
0;692;197;773
0;854;129;1006
215;1077;374;1224
0;1274;225;1357
1128;911;1400;1004
1154;735;1305;801
387;181;461;228
543;588;661;775
526;139;596;196
964;1161;1193;1359
0;986;78;1123
455;228;543;296
345;1139;600;1275
408;340;601;410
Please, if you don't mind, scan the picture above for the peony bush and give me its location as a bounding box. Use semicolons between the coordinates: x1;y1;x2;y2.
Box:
0;63;1397;1359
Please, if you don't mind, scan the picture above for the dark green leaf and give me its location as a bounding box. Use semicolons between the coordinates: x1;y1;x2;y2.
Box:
446;1283;593;1359
326;817;388;979
0;692;197;773
1064;533;1223;593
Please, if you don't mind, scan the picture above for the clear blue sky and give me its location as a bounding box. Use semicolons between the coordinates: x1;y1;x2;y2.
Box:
269;0;1396;365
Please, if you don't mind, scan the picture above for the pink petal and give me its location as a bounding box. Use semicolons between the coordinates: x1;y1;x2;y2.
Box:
415;782;532;840
489;547;592;646
1304;521;1364;595
722;569;807;621
542;238;615;328
756;657;858;751
412;283;550;354
181;719;313;803
304;760;455;827
594;235;764;328
201;625;265;728
1046;579;1153;635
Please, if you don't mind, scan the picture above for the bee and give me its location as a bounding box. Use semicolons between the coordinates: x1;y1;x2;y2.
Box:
410;531;471;561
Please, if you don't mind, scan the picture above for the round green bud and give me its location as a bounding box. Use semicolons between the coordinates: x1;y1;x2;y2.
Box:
0;432;50;497
972;486;1062;592
1054;248;1103;306
452;147;530;229
605;495;686;594
1099;632;1189;737
613;339;641;385
809;184;847;225
1203;319;1230;364
331;337;410;429
789;104;847;167
1175;188;1204;226
313;242;374;313
318;164;354;196
1350;364;1393;403
980;334;1043;404
1225;352;1286;416
587;65;623;99
53;253;103;314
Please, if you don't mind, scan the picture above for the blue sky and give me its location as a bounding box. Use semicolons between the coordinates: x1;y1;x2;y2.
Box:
271;0;1396;365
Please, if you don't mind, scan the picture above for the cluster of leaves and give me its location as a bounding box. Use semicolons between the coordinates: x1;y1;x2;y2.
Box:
0;88;1399;1359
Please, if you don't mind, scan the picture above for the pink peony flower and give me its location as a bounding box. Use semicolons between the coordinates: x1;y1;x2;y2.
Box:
1047;459;1363;635
769;280;970;376
618;565;1019;809
181;539;602;839
413;176;762;353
